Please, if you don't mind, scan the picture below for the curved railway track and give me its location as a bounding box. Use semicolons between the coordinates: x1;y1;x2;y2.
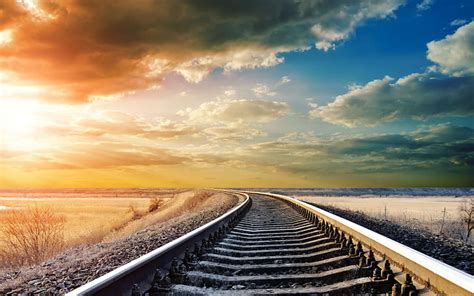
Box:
68;191;473;296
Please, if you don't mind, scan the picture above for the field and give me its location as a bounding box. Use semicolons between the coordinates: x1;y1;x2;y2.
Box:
297;195;473;241
0;189;214;269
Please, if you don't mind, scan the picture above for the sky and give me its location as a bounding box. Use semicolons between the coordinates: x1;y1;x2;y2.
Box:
0;0;473;188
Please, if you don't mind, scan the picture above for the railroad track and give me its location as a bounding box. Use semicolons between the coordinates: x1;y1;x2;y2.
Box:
68;192;473;296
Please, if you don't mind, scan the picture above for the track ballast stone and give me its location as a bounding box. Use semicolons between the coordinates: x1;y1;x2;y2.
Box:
311;204;474;275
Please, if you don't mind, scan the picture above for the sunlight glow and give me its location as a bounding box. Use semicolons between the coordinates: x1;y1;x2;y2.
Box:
0;30;13;45
0;99;40;137
17;0;56;20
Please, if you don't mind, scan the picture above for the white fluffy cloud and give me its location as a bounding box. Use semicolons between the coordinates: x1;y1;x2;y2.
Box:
311;0;403;51
312;24;348;51
427;21;474;76
176;98;290;142
175;48;287;83
179;99;290;126
43;111;197;139
252;84;277;98
311;21;474;127
310;74;474;127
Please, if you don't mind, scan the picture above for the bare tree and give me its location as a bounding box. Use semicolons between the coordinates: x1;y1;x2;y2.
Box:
459;198;474;242
0;206;66;267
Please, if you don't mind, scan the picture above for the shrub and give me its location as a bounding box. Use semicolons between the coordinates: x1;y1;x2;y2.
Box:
148;197;164;213
0;206;66;267
127;203;142;220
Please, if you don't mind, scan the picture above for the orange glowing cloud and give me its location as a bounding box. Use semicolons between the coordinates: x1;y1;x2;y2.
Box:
0;0;403;103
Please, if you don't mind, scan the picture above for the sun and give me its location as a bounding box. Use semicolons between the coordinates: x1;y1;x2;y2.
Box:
0;99;40;137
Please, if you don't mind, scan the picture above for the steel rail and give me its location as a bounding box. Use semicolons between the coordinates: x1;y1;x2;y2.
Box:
67;192;250;296
246;191;473;296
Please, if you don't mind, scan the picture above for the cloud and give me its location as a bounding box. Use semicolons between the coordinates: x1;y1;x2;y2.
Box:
0;1;26;30
310;74;474;127
240;124;474;174
279;76;291;85
202;126;266;142
417;0;434;11
252;83;277;97
427;21;474;76
20;142;188;170
311;23;474;127
223;89;236;97
310;0;403;51
179;98;290;125
450;19;468;27
43;111;197;139
176;97;290;142
183;124;474;184
0;0;404;103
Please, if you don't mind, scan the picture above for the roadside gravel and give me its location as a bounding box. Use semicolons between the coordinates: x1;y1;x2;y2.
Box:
0;192;240;295
311;203;474;275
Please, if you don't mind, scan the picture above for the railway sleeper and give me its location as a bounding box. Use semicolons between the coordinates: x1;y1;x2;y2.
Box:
216;236;333;250
230;227;317;237
195;255;359;275
161;277;395;295
232;221;315;229
237;220;310;228
234;219;314;232
184;265;367;288
225;230;322;241
204;247;345;265
222;233;326;245
211;241;340;257
232;224;315;234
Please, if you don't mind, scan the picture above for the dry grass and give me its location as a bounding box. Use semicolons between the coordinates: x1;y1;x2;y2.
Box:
0;206;66;267
0;189;194;269
0;197;151;247
102;190;216;242
298;195;473;242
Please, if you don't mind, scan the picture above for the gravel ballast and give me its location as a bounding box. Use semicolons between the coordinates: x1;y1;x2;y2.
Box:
310;203;474;275
0;192;240;295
